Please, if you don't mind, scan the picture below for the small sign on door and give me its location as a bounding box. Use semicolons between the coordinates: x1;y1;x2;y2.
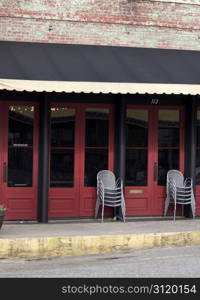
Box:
129;189;144;194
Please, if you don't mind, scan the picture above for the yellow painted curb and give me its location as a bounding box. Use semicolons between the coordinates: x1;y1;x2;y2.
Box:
0;231;200;259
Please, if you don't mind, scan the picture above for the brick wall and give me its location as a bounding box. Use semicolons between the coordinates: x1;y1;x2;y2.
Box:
0;0;200;50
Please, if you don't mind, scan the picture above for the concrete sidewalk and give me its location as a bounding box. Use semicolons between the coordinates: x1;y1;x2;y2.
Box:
1;218;200;259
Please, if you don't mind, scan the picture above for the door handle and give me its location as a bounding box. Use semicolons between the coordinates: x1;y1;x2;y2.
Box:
3;163;8;183
153;162;158;182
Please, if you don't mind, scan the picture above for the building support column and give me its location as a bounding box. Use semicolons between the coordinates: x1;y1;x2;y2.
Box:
114;96;126;220
184;96;197;217
38;94;50;223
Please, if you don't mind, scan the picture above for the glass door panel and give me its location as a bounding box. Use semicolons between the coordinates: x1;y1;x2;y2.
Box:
50;107;75;188
158;110;180;185
8;106;34;187
196;111;200;185
84;108;109;187
196;109;200;216
125;109;148;186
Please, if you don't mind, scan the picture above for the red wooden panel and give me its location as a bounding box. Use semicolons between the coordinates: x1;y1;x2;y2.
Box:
0;102;39;220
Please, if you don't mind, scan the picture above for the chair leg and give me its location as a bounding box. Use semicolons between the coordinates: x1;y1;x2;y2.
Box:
121;204;126;222
122;214;125;222
191;202;195;219
191;193;196;219
173;203;176;221
101;204;104;223
164;196;170;216
122;210;125;222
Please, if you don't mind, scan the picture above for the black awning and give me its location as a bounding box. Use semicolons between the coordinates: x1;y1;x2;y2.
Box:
0;41;200;94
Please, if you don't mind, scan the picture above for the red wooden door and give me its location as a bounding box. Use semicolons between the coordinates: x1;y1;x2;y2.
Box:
48;104;80;217
48;103;114;218
79;104;114;217
125;106;184;216
0;102;39;220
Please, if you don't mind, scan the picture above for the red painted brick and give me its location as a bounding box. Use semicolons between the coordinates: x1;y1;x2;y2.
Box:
0;0;200;50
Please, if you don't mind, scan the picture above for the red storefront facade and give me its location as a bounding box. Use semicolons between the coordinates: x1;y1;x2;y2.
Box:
0;84;200;221
1;0;200;221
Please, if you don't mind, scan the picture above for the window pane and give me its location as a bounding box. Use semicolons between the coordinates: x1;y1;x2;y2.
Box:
9;106;34;146
125;149;147;186
196;111;200;184
158;149;179;185
50;149;74;187
8;106;34;187
85;149;108;187
8;148;33;187
158;110;179;147
85;108;109;147
197;127;200;147
51;108;75;147
126;109;148;147
197;111;200;147
196;149;200;185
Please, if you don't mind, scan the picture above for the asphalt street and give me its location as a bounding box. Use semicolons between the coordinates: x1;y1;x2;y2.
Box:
1;245;200;278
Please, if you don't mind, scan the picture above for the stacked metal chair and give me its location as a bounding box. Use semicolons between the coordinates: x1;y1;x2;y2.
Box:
95;170;126;222
164;170;195;220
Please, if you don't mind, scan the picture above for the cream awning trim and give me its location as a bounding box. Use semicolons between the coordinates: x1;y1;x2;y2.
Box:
0;79;200;95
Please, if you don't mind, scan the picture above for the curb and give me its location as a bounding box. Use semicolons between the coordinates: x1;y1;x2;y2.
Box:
1;231;200;259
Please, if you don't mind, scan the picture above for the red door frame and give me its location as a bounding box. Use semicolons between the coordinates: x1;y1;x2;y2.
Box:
79;103;114;217
125;105;185;216
0;102;39;220
48;103;81;217
48;103;114;218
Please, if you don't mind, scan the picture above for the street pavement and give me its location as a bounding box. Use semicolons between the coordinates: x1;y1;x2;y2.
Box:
1;245;200;278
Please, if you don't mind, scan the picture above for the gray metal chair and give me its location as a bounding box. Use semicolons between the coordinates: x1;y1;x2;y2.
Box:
164;170;184;216
95;170;126;222
164;169;195;220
